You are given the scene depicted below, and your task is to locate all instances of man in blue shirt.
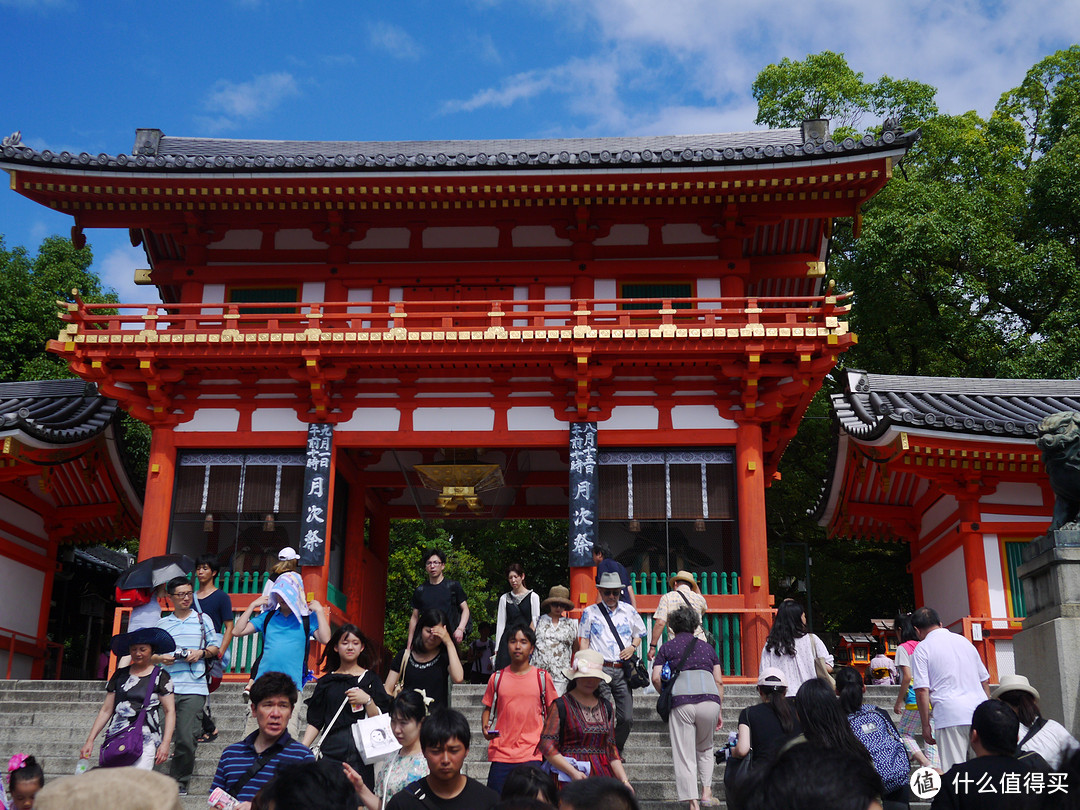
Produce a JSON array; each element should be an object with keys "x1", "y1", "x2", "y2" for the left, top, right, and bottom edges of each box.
[
  {"x1": 154, "y1": 575, "x2": 220, "y2": 795},
  {"x1": 211, "y1": 671, "x2": 314, "y2": 808},
  {"x1": 233, "y1": 571, "x2": 330, "y2": 737},
  {"x1": 579, "y1": 571, "x2": 646, "y2": 753}
]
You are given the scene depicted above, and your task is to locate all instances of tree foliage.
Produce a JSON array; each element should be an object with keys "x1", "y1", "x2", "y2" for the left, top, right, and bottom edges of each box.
[
  {"x1": 752, "y1": 50, "x2": 938, "y2": 136},
  {"x1": 758, "y1": 47, "x2": 1080, "y2": 633},
  {"x1": 0, "y1": 235, "x2": 117, "y2": 382},
  {"x1": 383, "y1": 518, "x2": 568, "y2": 653}
]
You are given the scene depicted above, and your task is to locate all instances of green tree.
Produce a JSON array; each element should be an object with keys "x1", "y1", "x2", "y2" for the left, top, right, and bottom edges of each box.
[
  {"x1": 0, "y1": 234, "x2": 118, "y2": 382},
  {"x1": 758, "y1": 47, "x2": 1080, "y2": 634},
  {"x1": 383, "y1": 518, "x2": 568, "y2": 655}
]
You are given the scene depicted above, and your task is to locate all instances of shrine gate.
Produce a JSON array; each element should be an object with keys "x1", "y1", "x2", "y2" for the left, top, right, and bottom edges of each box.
[{"x1": 0, "y1": 122, "x2": 916, "y2": 678}]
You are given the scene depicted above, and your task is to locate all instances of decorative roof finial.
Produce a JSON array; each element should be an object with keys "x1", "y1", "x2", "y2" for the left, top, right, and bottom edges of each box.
[{"x1": 2, "y1": 131, "x2": 24, "y2": 148}]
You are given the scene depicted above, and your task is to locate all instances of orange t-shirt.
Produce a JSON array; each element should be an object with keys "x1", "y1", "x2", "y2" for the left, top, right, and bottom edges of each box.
[{"x1": 482, "y1": 666, "x2": 558, "y2": 763}]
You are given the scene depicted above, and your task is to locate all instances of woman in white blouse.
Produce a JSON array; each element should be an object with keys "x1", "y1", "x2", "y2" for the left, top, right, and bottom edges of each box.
[
  {"x1": 993, "y1": 673, "x2": 1079, "y2": 769},
  {"x1": 758, "y1": 599, "x2": 832, "y2": 692},
  {"x1": 493, "y1": 563, "x2": 541, "y2": 670}
]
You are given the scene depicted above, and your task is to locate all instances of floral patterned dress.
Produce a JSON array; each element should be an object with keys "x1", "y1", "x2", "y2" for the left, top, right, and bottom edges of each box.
[
  {"x1": 533, "y1": 614, "x2": 578, "y2": 695},
  {"x1": 374, "y1": 751, "x2": 429, "y2": 804},
  {"x1": 105, "y1": 666, "x2": 173, "y2": 748}
]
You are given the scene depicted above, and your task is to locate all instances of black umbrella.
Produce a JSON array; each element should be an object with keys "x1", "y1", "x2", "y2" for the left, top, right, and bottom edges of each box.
[{"x1": 115, "y1": 554, "x2": 195, "y2": 590}]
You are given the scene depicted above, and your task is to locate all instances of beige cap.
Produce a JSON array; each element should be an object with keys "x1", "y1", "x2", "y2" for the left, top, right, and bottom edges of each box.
[
  {"x1": 563, "y1": 649, "x2": 612, "y2": 683},
  {"x1": 36, "y1": 768, "x2": 182, "y2": 810},
  {"x1": 991, "y1": 673, "x2": 1040, "y2": 701},
  {"x1": 757, "y1": 666, "x2": 788, "y2": 688}
]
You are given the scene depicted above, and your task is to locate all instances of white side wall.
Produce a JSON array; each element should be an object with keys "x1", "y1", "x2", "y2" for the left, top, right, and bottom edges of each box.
[
  {"x1": 920, "y1": 547, "x2": 969, "y2": 629},
  {"x1": 0, "y1": 557, "x2": 45, "y2": 638},
  {"x1": 983, "y1": 533, "x2": 1011, "y2": 627}
]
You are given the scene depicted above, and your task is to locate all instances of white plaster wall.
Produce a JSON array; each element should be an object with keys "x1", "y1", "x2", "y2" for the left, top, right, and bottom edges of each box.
[
  {"x1": 210, "y1": 230, "x2": 261, "y2": 250},
  {"x1": 251, "y1": 408, "x2": 308, "y2": 432},
  {"x1": 204, "y1": 284, "x2": 226, "y2": 304},
  {"x1": 413, "y1": 407, "x2": 495, "y2": 431},
  {"x1": 920, "y1": 547, "x2": 969, "y2": 628},
  {"x1": 423, "y1": 226, "x2": 499, "y2": 249},
  {"x1": 671, "y1": 405, "x2": 738, "y2": 430},
  {"x1": 595, "y1": 279, "x2": 617, "y2": 311},
  {"x1": 507, "y1": 407, "x2": 566, "y2": 432},
  {"x1": 174, "y1": 410, "x2": 241, "y2": 433},
  {"x1": 348, "y1": 288, "x2": 374, "y2": 303},
  {"x1": 662, "y1": 223, "x2": 717, "y2": 244},
  {"x1": 302, "y1": 282, "x2": 325, "y2": 302},
  {"x1": 512, "y1": 226, "x2": 571, "y2": 247},
  {"x1": 603, "y1": 406, "x2": 660, "y2": 431},
  {"x1": 353, "y1": 228, "x2": 410, "y2": 249},
  {"x1": 995, "y1": 639, "x2": 1015, "y2": 678},
  {"x1": 336, "y1": 409, "x2": 401, "y2": 432},
  {"x1": 982, "y1": 482, "x2": 1044, "y2": 507},
  {"x1": 594, "y1": 224, "x2": 648, "y2": 246},
  {"x1": 983, "y1": 534, "x2": 1010, "y2": 624},
  {"x1": 275, "y1": 229, "x2": 324, "y2": 250},
  {"x1": 0, "y1": 494, "x2": 47, "y2": 539},
  {"x1": 0, "y1": 558, "x2": 45, "y2": 637},
  {"x1": 919, "y1": 492, "x2": 959, "y2": 551},
  {"x1": 697, "y1": 278, "x2": 722, "y2": 308}
]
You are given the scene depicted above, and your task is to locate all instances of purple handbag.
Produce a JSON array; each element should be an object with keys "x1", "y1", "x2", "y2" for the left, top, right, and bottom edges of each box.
[{"x1": 99, "y1": 666, "x2": 159, "y2": 768}]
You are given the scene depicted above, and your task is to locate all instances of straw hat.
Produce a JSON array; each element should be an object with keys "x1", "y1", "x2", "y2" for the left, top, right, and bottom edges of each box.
[
  {"x1": 757, "y1": 667, "x2": 788, "y2": 688},
  {"x1": 109, "y1": 626, "x2": 176, "y2": 657},
  {"x1": 36, "y1": 767, "x2": 182, "y2": 810},
  {"x1": 542, "y1": 585, "x2": 574, "y2": 610},
  {"x1": 670, "y1": 570, "x2": 700, "y2": 592},
  {"x1": 563, "y1": 649, "x2": 612, "y2": 683},
  {"x1": 991, "y1": 673, "x2": 1040, "y2": 701}
]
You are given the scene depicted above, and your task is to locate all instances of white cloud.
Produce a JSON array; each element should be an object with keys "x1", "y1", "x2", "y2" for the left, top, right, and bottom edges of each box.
[
  {"x1": 95, "y1": 241, "x2": 148, "y2": 304},
  {"x1": 447, "y1": 0, "x2": 1080, "y2": 135},
  {"x1": 368, "y1": 22, "x2": 422, "y2": 61},
  {"x1": 197, "y1": 72, "x2": 300, "y2": 132}
]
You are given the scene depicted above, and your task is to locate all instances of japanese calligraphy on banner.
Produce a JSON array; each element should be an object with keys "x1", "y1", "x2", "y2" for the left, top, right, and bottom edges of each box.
[
  {"x1": 568, "y1": 421, "x2": 599, "y2": 567},
  {"x1": 299, "y1": 423, "x2": 334, "y2": 567}
]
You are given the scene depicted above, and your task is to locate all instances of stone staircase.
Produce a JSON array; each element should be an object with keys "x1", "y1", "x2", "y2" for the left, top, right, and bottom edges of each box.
[{"x1": 0, "y1": 679, "x2": 922, "y2": 809}]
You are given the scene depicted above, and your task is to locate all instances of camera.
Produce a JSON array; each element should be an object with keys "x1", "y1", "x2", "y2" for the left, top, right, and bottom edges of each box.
[{"x1": 174, "y1": 648, "x2": 190, "y2": 659}]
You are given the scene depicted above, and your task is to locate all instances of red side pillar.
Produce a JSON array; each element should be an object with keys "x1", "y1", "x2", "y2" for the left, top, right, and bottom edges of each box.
[
  {"x1": 364, "y1": 507, "x2": 391, "y2": 647},
  {"x1": 570, "y1": 567, "x2": 596, "y2": 617},
  {"x1": 138, "y1": 427, "x2": 176, "y2": 559},
  {"x1": 341, "y1": 485, "x2": 367, "y2": 628},
  {"x1": 958, "y1": 497, "x2": 991, "y2": 619},
  {"x1": 736, "y1": 421, "x2": 771, "y2": 678}
]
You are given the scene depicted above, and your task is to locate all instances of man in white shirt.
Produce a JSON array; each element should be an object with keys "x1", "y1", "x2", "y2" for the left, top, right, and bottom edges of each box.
[
  {"x1": 911, "y1": 606, "x2": 990, "y2": 773},
  {"x1": 578, "y1": 571, "x2": 646, "y2": 753}
]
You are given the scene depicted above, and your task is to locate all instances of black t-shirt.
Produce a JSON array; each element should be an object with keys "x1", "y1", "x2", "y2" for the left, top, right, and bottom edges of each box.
[
  {"x1": 738, "y1": 699, "x2": 802, "y2": 764},
  {"x1": 391, "y1": 648, "x2": 451, "y2": 709},
  {"x1": 386, "y1": 777, "x2": 499, "y2": 810},
  {"x1": 412, "y1": 580, "x2": 467, "y2": 629},
  {"x1": 194, "y1": 587, "x2": 233, "y2": 633}
]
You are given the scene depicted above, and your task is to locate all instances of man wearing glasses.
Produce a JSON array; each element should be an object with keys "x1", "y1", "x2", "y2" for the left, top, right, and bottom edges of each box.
[
  {"x1": 578, "y1": 572, "x2": 646, "y2": 753},
  {"x1": 153, "y1": 575, "x2": 221, "y2": 795},
  {"x1": 406, "y1": 548, "x2": 470, "y2": 650}
]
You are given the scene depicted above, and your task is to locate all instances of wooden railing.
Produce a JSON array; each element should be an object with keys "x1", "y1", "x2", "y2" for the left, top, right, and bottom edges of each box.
[
  {"x1": 0, "y1": 625, "x2": 63, "y2": 680},
  {"x1": 58, "y1": 293, "x2": 851, "y2": 340}
]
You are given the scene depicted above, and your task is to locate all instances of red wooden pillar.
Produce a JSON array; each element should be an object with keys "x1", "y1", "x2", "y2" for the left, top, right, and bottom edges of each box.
[
  {"x1": 138, "y1": 427, "x2": 176, "y2": 559},
  {"x1": 341, "y1": 484, "x2": 367, "y2": 628},
  {"x1": 364, "y1": 506, "x2": 391, "y2": 647},
  {"x1": 958, "y1": 497, "x2": 991, "y2": 619},
  {"x1": 736, "y1": 420, "x2": 771, "y2": 678}
]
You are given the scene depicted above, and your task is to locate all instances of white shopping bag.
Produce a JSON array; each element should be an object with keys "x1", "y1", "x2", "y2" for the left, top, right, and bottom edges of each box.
[{"x1": 352, "y1": 712, "x2": 401, "y2": 764}]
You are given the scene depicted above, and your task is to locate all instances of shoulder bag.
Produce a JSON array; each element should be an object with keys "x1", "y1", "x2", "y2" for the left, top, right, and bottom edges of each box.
[
  {"x1": 310, "y1": 695, "x2": 351, "y2": 760},
  {"x1": 598, "y1": 605, "x2": 650, "y2": 689},
  {"x1": 655, "y1": 638, "x2": 697, "y2": 722},
  {"x1": 810, "y1": 633, "x2": 834, "y2": 689},
  {"x1": 99, "y1": 666, "x2": 160, "y2": 768},
  {"x1": 391, "y1": 649, "x2": 410, "y2": 697}
]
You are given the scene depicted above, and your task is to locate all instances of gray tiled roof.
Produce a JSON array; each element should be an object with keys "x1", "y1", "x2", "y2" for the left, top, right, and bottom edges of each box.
[
  {"x1": 0, "y1": 125, "x2": 918, "y2": 174},
  {"x1": 0, "y1": 379, "x2": 118, "y2": 444},
  {"x1": 832, "y1": 369, "x2": 1080, "y2": 440}
]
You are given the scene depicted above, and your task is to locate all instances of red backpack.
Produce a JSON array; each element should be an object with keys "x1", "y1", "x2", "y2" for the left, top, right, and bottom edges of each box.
[{"x1": 115, "y1": 587, "x2": 152, "y2": 607}]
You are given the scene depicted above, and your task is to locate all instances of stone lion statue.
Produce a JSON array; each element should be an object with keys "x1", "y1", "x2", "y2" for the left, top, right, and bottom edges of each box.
[{"x1": 1036, "y1": 412, "x2": 1080, "y2": 531}]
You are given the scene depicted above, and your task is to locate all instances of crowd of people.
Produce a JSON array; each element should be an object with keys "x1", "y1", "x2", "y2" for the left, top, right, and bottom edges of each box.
[{"x1": 5, "y1": 547, "x2": 1079, "y2": 810}]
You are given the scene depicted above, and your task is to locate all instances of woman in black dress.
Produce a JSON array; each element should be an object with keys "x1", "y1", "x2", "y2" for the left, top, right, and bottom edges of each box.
[
  {"x1": 493, "y1": 563, "x2": 540, "y2": 670},
  {"x1": 384, "y1": 609, "x2": 465, "y2": 711},
  {"x1": 303, "y1": 624, "x2": 391, "y2": 789}
]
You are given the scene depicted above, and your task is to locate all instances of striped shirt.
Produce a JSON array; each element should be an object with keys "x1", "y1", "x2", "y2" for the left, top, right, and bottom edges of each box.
[
  {"x1": 211, "y1": 731, "x2": 314, "y2": 802},
  {"x1": 156, "y1": 611, "x2": 220, "y2": 695}
]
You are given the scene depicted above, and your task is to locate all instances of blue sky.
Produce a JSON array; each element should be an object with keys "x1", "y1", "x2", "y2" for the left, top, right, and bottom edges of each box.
[{"x1": 3, "y1": 0, "x2": 1079, "y2": 303}]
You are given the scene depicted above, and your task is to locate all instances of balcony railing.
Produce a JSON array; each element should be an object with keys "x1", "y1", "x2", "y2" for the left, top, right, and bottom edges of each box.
[{"x1": 58, "y1": 293, "x2": 851, "y2": 344}]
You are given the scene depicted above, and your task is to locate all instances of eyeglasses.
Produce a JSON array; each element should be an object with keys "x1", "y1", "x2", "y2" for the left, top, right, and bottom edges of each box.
[{"x1": 171, "y1": 591, "x2": 194, "y2": 599}]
